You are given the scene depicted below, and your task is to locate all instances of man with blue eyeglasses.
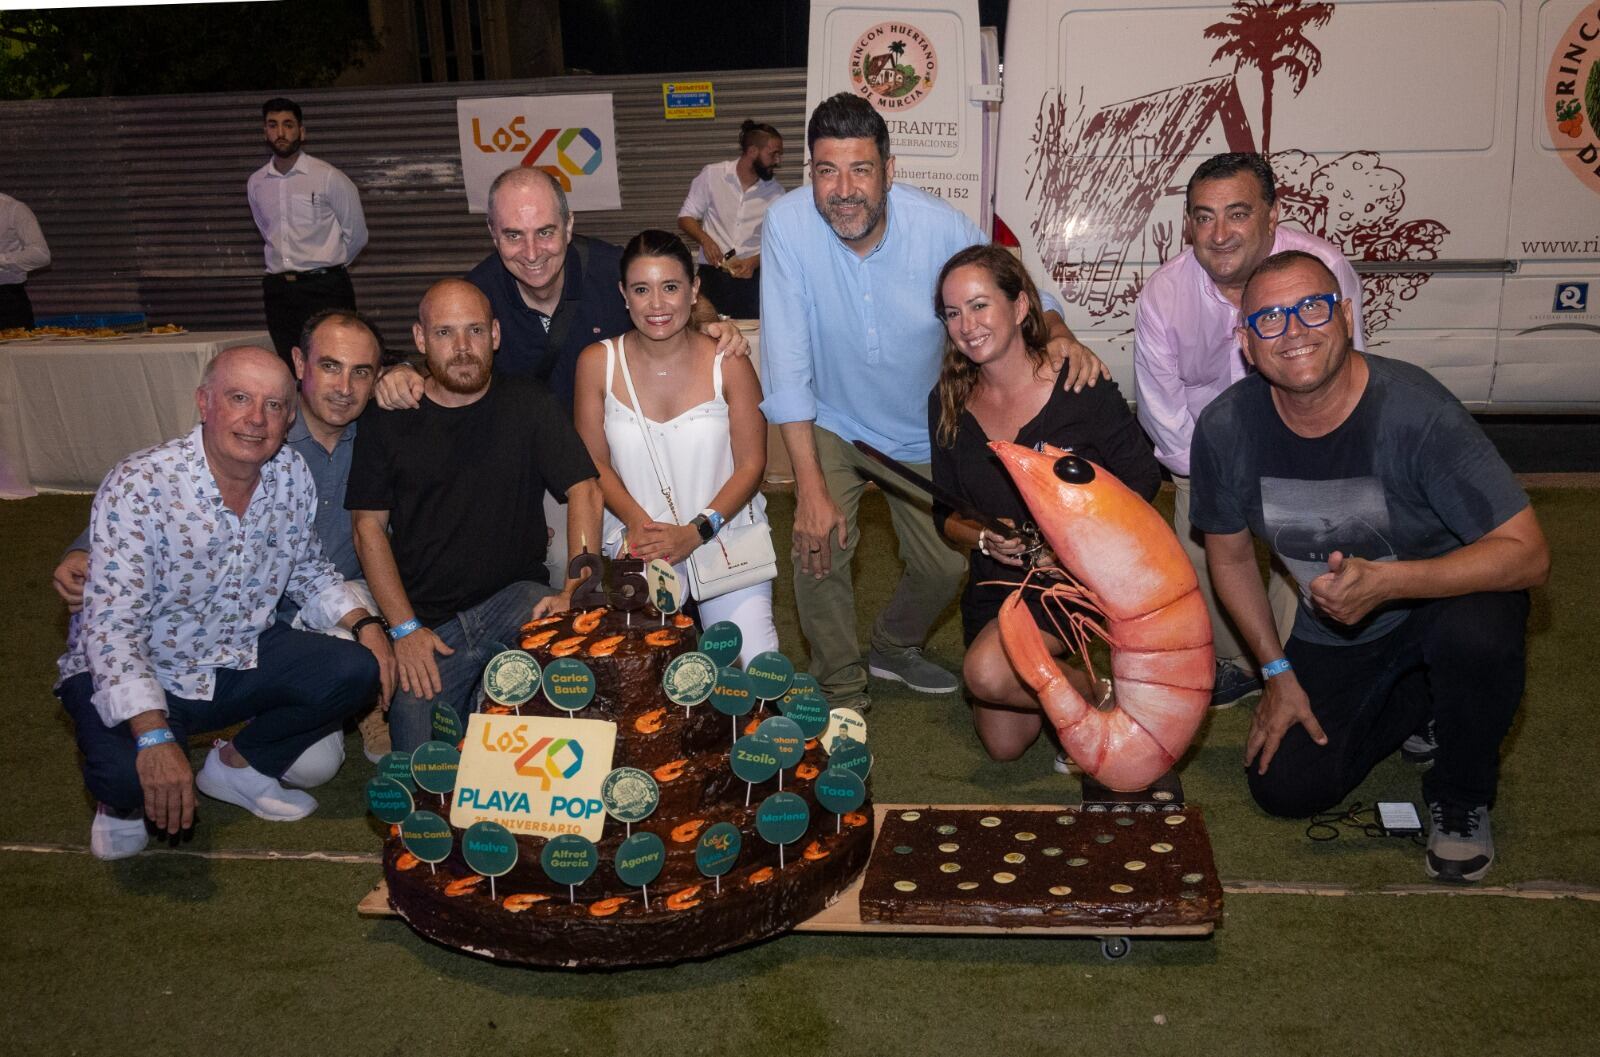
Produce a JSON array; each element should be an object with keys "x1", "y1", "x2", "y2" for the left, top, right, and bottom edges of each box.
[
  {"x1": 1134, "y1": 152, "x2": 1365, "y2": 709},
  {"x1": 1189, "y1": 250, "x2": 1548, "y2": 884}
]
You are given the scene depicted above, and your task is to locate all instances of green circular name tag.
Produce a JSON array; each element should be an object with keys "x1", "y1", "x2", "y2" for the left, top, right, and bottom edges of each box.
[
  {"x1": 542, "y1": 657, "x2": 597, "y2": 711},
  {"x1": 366, "y1": 776, "x2": 413, "y2": 824},
  {"x1": 410, "y1": 740, "x2": 461, "y2": 795},
  {"x1": 399, "y1": 809, "x2": 452, "y2": 862},
  {"x1": 482, "y1": 650, "x2": 542, "y2": 707},
  {"x1": 777, "y1": 689, "x2": 830, "y2": 739},
  {"x1": 601, "y1": 767, "x2": 660, "y2": 824},
  {"x1": 756, "y1": 791, "x2": 810, "y2": 846},
  {"x1": 829, "y1": 736, "x2": 873, "y2": 779},
  {"x1": 540, "y1": 833, "x2": 599, "y2": 886},
  {"x1": 698, "y1": 621, "x2": 743, "y2": 667},
  {"x1": 662, "y1": 651, "x2": 718, "y2": 707},
  {"x1": 756, "y1": 715, "x2": 806, "y2": 768},
  {"x1": 695, "y1": 821, "x2": 742, "y2": 877},
  {"x1": 814, "y1": 767, "x2": 867, "y2": 815},
  {"x1": 430, "y1": 702, "x2": 464, "y2": 744},
  {"x1": 711, "y1": 665, "x2": 757, "y2": 717},
  {"x1": 730, "y1": 733, "x2": 781, "y2": 783},
  {"x1": 462, "y1": 820, "x2": 519, "y2": 877},
  {"x1": 377, "y1": 751, "x2": 416, "y2": 791},
  {"x1": 614, "y1": 831, "x2": 666, "y2": 888},
  {"x1": 789, "y1": 673, "x2": 821, "y2": 696},
  {"x1": 745, "y1": 651, "x2": 795, "y2": 701}
]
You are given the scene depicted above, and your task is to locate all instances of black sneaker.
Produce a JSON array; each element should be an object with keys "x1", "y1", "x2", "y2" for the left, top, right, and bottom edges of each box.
[
  {"x1": 1401, "y1": 719, "x2": 1437, "y2": 765},
  {"x1": 1209, "y1": 659, "x2": 1262, "y2": 709},
  {"x1": 1425, "y1": 801, "x2": 1494, "y2": 884}
]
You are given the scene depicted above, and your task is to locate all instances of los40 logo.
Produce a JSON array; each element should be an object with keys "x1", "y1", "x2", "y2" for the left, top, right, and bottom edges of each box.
[
  {"x1": 480, "y1": 721, "x2": 584, "y2": 792},
  {"x1": 470, "y1": 117, "x2": 603, "y2": 190}
]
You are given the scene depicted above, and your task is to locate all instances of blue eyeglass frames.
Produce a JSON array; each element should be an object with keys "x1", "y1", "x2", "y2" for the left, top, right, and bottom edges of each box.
[{"x1": 1244, "y1": 293, "x2": 1342, "y2": 340}]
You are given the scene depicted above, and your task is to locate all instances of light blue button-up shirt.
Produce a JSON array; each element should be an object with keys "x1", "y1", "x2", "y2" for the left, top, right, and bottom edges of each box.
[{"x1": 758, "y1": 183, "x2": 1059, "y2": 463}]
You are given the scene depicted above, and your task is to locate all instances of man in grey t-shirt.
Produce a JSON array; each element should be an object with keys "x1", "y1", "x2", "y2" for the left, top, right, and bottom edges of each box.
[{"x1": 1190, "y1": 250, "x2": 1549, "y2": 884}]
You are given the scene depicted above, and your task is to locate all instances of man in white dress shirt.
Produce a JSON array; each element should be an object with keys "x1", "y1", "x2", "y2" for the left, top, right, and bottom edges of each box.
[
  {"x1": 247, "y1": 98, "x2": 368, "y2": 365},
  {"x1": 678, "y1": 120, "x2": 785, "y2": 319},
  {"x1": 0, "y1": 191, "x2": 51, "y2": 329}
]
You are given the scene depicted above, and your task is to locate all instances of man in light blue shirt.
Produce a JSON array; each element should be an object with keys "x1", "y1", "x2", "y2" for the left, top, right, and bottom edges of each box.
[{"x1": 760, "y1": 93, "x2": 1103, "y2": 711}]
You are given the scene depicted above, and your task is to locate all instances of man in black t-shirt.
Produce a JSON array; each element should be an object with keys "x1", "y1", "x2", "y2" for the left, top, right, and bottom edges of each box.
[
  {"x1": 1190, "y1": 250, "x2": 1549, "y2": 884},
  {"x1": 346, "y1": 279, "x2": 602, "y2": 753}
]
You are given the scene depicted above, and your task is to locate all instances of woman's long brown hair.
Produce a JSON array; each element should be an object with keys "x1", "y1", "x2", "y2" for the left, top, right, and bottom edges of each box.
[{"x1": 932, "y1": 244, "x2": 1053, "y2": 448}]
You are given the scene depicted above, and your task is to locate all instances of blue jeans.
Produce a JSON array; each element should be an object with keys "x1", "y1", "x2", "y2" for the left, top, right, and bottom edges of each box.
[
  {"x1": 388, "y1": 580, "x2": 556, "y2": 753},
  {"x1": 57, "y1": 621, "x2": 379, "y2": 812}
]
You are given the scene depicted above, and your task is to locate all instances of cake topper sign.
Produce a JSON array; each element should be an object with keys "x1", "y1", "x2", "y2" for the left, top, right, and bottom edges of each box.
[{"x1": 452, "y1": 713, "x2": 618, "y2": 840}]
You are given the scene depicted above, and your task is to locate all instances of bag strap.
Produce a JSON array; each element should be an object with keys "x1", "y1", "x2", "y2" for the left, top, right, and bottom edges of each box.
[{"x1": 614, "y1": 333, "x2": 682, "y2": 524}]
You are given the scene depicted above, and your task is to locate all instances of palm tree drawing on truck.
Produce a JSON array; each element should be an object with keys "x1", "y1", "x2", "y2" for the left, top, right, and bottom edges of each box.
[{"x1": 1204, "y1": 0, "x2": 1334, "y2": 155}]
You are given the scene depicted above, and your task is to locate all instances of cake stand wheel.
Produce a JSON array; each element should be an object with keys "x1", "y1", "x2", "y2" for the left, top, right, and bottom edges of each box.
[{"x1": 1098, "y1": 936, "x2": 1131, "y2": 961}]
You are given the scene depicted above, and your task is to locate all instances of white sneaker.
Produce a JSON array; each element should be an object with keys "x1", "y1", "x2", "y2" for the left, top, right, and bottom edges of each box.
[
  {"x1": 90, "y1": 803, "x2": 149, "y2": 861},
  {"x1": 195, "y1": 744, "x2": 318, "y2": 821}
]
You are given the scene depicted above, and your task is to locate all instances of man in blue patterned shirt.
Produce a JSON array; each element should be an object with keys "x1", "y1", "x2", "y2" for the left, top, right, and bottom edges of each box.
[{"x1": 55, "y1": 346, "x2": 395, "y2": 860}]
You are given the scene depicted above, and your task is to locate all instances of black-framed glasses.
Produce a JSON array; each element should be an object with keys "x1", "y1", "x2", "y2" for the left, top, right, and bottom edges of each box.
[{"x1": 1244, "y1": 293, "x2": 1341, "y2": 339}]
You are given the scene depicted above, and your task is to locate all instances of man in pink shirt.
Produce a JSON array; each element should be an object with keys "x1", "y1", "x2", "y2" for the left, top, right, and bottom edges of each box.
[{"x1": 1134, "y1": 152, "x2": 1365, "y2": 707}]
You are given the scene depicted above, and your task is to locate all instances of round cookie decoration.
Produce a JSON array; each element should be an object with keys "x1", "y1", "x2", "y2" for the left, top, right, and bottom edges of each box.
[
  {"x1": 399, "y1": 809, "x2": 452, "y2": 873},
  {"x1": 777, "y1": 688, "x2": 829, "y2": 739},
  {"x1": 647, "y1": 559, "x2": 683, "y2": 615},
  {"x1": 695, "y1": 820, "x2": 742, "y2": 893},
  {"x1": 814, "y1": 766, "x2": 866, "y2": 832},
  {"x1": 614, "y1": 831, "x2": 667, "y2": 906},
  {"x1": 430, "y1": 702, "x2": 465, "y2": 743},
  {"x1": 756, "y1": 715, "x2": 806, "y2": 782},
  {"x1": 829, "y1": 734, "x2": 873, "y2": 779},
  {"x1": 542, "y1": 657, "x2": 597, "y2": 712},
  {"x1": 366, "y1": 776, "x2": 413, "y2": 824},
  {"x1": 462, "y1": 820, "x2": 518, "y2": 899},
  {"x1": 410, "y1": 740, "x2": 461, "y2": 798},
  {"x1": 731, "y1": 732, "x2": 780, "y2": 804},
  {"x1": 540, "y1": 833, "x2": 599, "y2": 901},
  {"x1": 745, "y1": 651, "x2": 795, "y2": 702},
  {"x1": 824, "y1": 707, "x2": 868, "y2": 752},
  {"x1": 663, "y1": 651, "x2": 718, "y2": 715},
  {"x1": 698, "y1": 621, "x2": 743, "y2": 667},
  {"x1": 377, "y1": 751, "x2": 417, "y2": 790},
  {"x1": 482, "y1": 650, "x2": 541, "y2": 710},
  {"x1": 601, "y1": 766, "x2": 661, "y2": 833},
  {"x1": 711, "y1": 666, "x2": 758, "y2": 742},
  {"x1": 756, "y1": 791, "x2": 811, "y2": 868}
]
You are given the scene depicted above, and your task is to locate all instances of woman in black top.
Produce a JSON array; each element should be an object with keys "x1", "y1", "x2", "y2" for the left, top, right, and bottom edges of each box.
[{"x1": 929, "y1": 245, "x2": 1161, "y2": 764}]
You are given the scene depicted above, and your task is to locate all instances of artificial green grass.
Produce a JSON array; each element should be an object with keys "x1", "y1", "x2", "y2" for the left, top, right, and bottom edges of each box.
[{"x1": 2, "y1": 488, "x2": 1597, "y2": 1056}]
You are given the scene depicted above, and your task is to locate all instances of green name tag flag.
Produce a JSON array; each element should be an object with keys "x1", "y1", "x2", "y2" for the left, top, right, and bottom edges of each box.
[
  {"x1": 366, "y1": 776, "x2": 413, "y2": 824},
  {"x1": 541, "y1": 833, "x2": 599, "y2": 886},
  {"x1": 745, "y1": 651, "x2": 795, "y2": 701},
  {"x1": 377, "y1": 751, "x2": 417, "y2": 791},
  {"x1": 542, "y1": 657, "x2": 597, "y2": 711},
  {"x1": 695, "y1": 821, "x2": 742, "y2": 877},
  {"x1": 829, "y1": 735, "x2": 873, "y2": 779},
  {"x1": 430, "y1": 702, "x2": 464, "y2": 744},
  {"x1": 777, "y1": 689, "x2": 830, "y2": 739},
  {"x1": 730, "y1": 733, "x2": 780, "y2": 783},
  {"x1": 756, "y1": 715, "x2": 806, "y2": 768},
  {"x1": 462, "y1": 820, "x2": 519, "y2": 876},
  {"x1": 756, "y1": 791, "x2": 810, "y2": 846},
  {"x1": 601, "y1": 767, "x2": 661, "y2": 824},
  {"x1": 663, "y1": 651, "x2": 718, "y2": 707},
  {"x1": 411, "y1": 740, "x2": 461, "y2": 794},
  {"x1": 711, "y1": 666, "x2": 757, "y2": 717},
  {"x1": 814, "y1": 767, "x2": 867, "y2": 815},
  {"x1": 614, "y1": 831, "x2": 666, "y2": 888},
  {"x1": 482, "y1": 650, "x2": 542, "y2": 707},
  {"x1": 698, "y1": 621, "x2": 743, "y2": 667},
  {"x1": 399, "y1": 809, "x2": 453, "y2": 862}
]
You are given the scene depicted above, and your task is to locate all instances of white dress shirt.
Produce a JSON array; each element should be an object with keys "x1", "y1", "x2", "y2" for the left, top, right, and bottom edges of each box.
[
  {"x1": 678, "y1": 160, "x2": 784, "y2": 264},
  {"x1": 246, "y1": 152, "x2": 368, "y2": 273},
  {"x1": 0, "y1": 192, "x2": 51, "y2": 286},
  {"x1": 56, "y1": 426, "x2": 361, "y2": 727}
]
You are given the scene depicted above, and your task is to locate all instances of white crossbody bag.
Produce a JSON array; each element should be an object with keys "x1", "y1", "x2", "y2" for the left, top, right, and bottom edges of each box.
[{"x1": 611, "y1": 337, "x2": 777, "y2": 601}]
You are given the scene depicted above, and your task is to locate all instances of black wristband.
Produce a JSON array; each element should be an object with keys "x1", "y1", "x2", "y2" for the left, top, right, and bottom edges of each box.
[
  {"x1": 350, "y1": 614, "x2": 389, "y2": 639},
  {"x1": 691, "y1": 514, "x2": 715, "y2": 543}
]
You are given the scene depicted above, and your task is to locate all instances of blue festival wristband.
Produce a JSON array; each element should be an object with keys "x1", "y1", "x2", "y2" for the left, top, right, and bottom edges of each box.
[
  {"x1": 136, "y1": 728, "x2": 176, "y2": 751},
  {"x1": 702, "y1": 508, "x2": 726, "y2": 536},
  {"x1": 389, "y1": 618, "x2": 422, "y2": 641},
  {"x1": 1261, "y1": 657, "x2": 1293, "y2": 679}
]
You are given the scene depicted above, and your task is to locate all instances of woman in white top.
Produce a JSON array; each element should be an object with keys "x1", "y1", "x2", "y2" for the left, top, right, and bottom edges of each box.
[{"x1": 573, "y1": 229, "x2": 778, "y2": 663}]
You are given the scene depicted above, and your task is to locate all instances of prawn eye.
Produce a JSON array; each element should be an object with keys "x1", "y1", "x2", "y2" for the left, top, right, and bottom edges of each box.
[{"x1": 1053, "y1": 455, "x2": 1095, "y2": 485}]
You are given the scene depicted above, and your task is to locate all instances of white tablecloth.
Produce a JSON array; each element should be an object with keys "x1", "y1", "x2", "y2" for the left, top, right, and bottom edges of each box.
[{"x1": 0, "y1": 331, "x2": 273, "y2": 496}]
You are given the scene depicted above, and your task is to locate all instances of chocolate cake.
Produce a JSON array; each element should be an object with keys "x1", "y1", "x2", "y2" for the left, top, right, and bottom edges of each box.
[
  {"x1": 383, "y1": 605, "x2": 875, "y2": 967},
  {"x1": 858, "y1": 806, "x2": 1222, "y2": 929}
]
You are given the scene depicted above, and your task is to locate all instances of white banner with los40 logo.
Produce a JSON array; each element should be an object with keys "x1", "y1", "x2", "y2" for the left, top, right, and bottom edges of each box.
[
  {"x1": 456, "y1": 94, "x2": 622, "y2": 214},
  {"x1": 452, "y1": 713, "x2": 618, "y2": 841}
]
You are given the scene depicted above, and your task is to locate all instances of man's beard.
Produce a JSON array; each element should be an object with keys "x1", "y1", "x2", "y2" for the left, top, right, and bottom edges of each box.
[
  {"x1": 822, "y1": 193, "x2": 886, "y2": 242},
  {"x1": 430, "y1": 354, "x2": 491, "y2": 395},
  {"x1": 753, "y1": 160, "x2": 776, "y2": 181},
  {"x1": 270, "y1": 136, "x2": 302, "y2": 160}
]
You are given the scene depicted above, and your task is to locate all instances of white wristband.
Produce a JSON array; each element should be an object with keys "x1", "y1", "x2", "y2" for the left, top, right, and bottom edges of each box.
[{"x1": 978, "y1": 531, "x2": 989, "y2": 557}]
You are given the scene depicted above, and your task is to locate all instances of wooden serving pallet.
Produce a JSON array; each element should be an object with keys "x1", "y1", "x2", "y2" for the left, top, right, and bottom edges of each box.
[{"x1": 359, "y1": 804, "x2": 1218, "y2": 957}]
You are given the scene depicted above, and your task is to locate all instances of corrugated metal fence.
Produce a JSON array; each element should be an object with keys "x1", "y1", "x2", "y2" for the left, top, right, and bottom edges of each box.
[{"x1": 0, "y1": 68, "x2": 807, "y2": 352}]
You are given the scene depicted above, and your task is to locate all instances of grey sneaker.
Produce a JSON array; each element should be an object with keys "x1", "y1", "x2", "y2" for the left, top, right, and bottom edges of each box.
[
  {"x1": 1426, "y1": 801, "x2": 1494, "y2": 884},
  {"x1": 830, "y1": 693, "x2": 872, "y2": 716},
  {"x1": 1210, "y1": 659, "x2": 1262, "y2": 708},
  {"x1": 1401, "y1": 719, "x2": 1437, "y2": 766},
  {"x1": 867, "y1": 646, "x2": 959, "y2": 694}
]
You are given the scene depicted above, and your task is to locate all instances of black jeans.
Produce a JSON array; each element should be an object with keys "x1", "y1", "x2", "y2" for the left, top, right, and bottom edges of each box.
[
  {"x1": 262, "y1": 267, "x2": 356, "y2": 363},
  {"x1": 1248, "y1": 591, "x2": 1530, "y2": 817},
  {"x1": 0, "y1": 282, "x2": 34, "y2": 329},
  {"x1": 57, "y1": 622, "x2": 379, "y2": 812}
]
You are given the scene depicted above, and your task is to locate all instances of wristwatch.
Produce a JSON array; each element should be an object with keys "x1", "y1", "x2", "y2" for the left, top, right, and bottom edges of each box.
[
  {"x1": 350, "y1": 614, "x2": 390, "y2": 639},
  {"x1": 691, "y1": 513, "x2": 715, "y2": 543}
]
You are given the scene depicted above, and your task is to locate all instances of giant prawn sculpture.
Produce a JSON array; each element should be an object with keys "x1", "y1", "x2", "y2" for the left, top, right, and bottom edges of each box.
[{"x1": 990, "y1": 442, "x2": 1214, "y2": 791}]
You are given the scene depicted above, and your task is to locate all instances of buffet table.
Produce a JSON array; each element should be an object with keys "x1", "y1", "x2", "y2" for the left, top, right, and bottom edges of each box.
[{"x1": 0, "y1": 331, "x2": 272, "y2": 496}]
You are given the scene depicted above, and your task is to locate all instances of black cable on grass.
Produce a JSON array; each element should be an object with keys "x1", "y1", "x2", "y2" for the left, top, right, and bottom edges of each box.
[{"x1": 1305, "y1": 802, "x2": 1426, "y2": 846}]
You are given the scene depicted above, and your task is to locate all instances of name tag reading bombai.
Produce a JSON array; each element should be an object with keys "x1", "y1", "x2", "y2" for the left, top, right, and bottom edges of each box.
[
  {"x1": 745, "y1": 651, "x2": 795, "y2": 701},
  {"x1": 452, "y1": 712, "x2": 618, "y2": 840}
]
